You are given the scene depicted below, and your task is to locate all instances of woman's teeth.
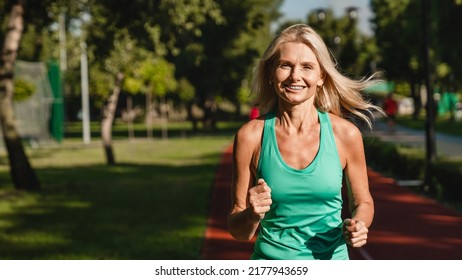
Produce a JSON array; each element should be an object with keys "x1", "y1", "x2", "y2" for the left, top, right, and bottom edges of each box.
[{"x1": 287, "y1": 86, "x2": 304, "y2": 90}]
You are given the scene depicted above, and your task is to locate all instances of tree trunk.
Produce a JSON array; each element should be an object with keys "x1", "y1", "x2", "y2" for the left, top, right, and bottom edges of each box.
[
  {"x1": 101, "y1": 73, "x2": 123, "y2": 165},
  {"x1": 145, "y1": 91, "x2": 153, "y2": 139},
  {"x1": 126, "y1": 95, "x2": 134, "y2": 141},
  {"x1": 0, "y1": 2, "x2": 41, "y2": 191},
  {"x1": 160, "y1": 96, "x2": 168, "y2": 140}
]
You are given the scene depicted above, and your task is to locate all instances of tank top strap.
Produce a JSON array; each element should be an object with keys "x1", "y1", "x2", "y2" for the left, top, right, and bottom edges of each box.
[
  {"x1": 318, "y1": 110, "x2": 342, "y2": 171},
  {"x1": 261, "y1": 111, "x2": 276, "y2": 150}
]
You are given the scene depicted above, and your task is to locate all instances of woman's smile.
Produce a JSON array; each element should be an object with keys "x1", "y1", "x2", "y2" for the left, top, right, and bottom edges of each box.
[{"x1": 284, "y1": 85, "x2": 306, "y2": 91}]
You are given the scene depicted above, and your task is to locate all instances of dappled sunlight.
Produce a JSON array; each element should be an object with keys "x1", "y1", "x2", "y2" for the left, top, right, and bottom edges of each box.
[
  {"x1": 0, "y1": 136, "x2": 233, "y2": 259},
  {"x1": 386, "y1": 193, "x2": 429, "y2": 204},
  {"x1": 370, "y1": 229, "x2": 462, "y2": 253},
  {"x1": 420, "y1": 214, "x2": 462, "y2": 226},
  {"x1": 371, "y1": 230, "x2": 429, "y2": 245}
]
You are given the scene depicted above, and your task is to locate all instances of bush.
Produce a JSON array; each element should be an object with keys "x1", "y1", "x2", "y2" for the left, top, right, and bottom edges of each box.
[
  {"x1": 363, "y1": 136, "x2": 424, "y2": 180},
  {"x1": 363, "y1": 136, "x2": 462, "y2": 203},
  {"x1": 433, "y1": 161, "x2": 462, "y2": 198}
]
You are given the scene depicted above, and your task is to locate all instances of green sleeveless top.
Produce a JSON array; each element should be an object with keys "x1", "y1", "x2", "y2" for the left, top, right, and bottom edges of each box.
[{"x1": 252, "y1": 110, "x2": 348, "y2": 260}]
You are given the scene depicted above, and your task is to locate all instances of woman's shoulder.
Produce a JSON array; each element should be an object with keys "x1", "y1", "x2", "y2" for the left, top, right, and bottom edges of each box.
[
  {"x1": 235, "y1": 115, "x2": 266, "y2": 145},
  {"x1": 327, "y1": 113, "x2": 362, "y2": 143}
]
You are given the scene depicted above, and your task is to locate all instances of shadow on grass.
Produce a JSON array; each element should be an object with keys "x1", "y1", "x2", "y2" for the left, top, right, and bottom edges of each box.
[
  {"x1": 0, "y1": 158, "x2": 221, "y2": 259},
  {"x1": 64, "y1": 122, "x2": 243, "y2": 140}
]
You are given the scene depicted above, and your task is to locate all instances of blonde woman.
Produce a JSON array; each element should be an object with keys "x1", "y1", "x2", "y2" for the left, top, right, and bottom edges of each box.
[{"x1": 228, "y1": 24, "x2": 382, "y2": 260}]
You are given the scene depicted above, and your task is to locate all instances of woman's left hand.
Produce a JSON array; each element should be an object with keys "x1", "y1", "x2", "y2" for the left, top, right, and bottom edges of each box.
[{"x1": 343, "y1": 218, "x2": 369, "y2": 247}]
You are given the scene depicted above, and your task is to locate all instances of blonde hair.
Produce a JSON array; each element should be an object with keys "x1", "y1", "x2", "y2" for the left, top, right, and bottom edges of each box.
[{"x1": 253, "y1": 24, "x2": 382, "y2": 128}]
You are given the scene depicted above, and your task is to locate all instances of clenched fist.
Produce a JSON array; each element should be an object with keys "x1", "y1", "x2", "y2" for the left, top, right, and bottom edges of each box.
[
  {"x1": 248, "y1": 178, "x2": 272, "y2": 221},
  {"x1": 343, "y1": 218, "x2": 369, "y2": 247}
]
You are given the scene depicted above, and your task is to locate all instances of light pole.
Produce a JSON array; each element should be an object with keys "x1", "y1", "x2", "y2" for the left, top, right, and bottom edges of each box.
[
  {"x1": 314, "y1": 7, "x2": 359, "y2": 69},
  {"x1": 315, "y1": 9, "x2": 342, "y2": 59},
  {"x1": 80, "y1": 13, "x2": 91, "y2": 144},
  {"x1": 346, "y1": 6, "x2": 358, "y2": 22},
  {"x1": 316, "y1": 9, "x2": 326, "y2": 22}
]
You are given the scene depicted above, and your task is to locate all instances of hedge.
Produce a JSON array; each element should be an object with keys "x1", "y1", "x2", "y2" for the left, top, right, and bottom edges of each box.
[{"x1": 363, "y1": 136, "x2": 462, "y2": 202}]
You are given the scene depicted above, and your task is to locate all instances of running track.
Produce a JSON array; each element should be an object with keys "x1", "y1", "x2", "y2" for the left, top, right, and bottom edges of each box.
[{"x1": 201, "y1": 145, "x2": 462, "y2": 260}]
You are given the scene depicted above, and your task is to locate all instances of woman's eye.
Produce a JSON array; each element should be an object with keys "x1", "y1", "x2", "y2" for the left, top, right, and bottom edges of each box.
[{"x1": 280, "y1": 64, "x2": 291, "y2": 69}]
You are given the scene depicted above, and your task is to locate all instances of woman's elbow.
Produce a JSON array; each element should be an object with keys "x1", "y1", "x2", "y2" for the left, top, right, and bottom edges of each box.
[{"x1": 227, "y1": 215, "x2": 255, "y2": 241}]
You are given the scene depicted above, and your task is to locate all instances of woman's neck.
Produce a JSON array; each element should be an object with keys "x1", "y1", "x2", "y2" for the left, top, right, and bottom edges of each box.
[{"x1": 277, "y1": 103, "x2": 319, "y2": 133}]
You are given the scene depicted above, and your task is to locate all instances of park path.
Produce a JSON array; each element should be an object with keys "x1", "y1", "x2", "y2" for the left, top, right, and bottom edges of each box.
[
  {"x1": 201, "y1": 144, "x2": 255, "y2": 260},
  {"x1": 201, "y1": 143, "x2": 462, "y2": 260}
]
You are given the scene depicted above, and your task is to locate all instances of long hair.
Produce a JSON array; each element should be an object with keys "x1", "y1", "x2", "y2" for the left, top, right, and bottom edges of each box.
[{"x1": 252, "y1": 24, "x2": 383, "y2": 128}]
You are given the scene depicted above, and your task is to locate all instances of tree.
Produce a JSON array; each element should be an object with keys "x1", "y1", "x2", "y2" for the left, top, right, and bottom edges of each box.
[
  {"x1": 306, "y1": 8, "x2": 371, "y2": 78},
  {"x1": 370, "y1": 0, "x2": 423, "y2": 116},
  {"x1": 124, "y1": 53, "x2": 177, "y2": 140},
  {"x1": 99, "y1": 30, "x2": 138, "y2": 165},
  {"x1": 0, "y1": 1, "x2": 41, "y2": 190},
  {"x1": 181, "y1": 0, "x2": 282, "y2": 122},
  {"x1": 80, "y1": 0, "x2": 224, "y2": 151},
  {"x1": 434, "y1": 1, "x2": 462, "y2": 89}
]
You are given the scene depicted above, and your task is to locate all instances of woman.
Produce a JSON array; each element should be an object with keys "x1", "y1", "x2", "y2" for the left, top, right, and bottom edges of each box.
[{"x1": 228, "y1": 24, "x2": 382, "y2": 260}]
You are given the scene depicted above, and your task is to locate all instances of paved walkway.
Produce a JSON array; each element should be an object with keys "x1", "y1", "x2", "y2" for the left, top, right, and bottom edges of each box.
[
  {"x1": 201, "y1": 145, "x2": 255, "y2": 260},
  {"x1": 201, "y1": 120, "x2": 462, "y2": 260}
]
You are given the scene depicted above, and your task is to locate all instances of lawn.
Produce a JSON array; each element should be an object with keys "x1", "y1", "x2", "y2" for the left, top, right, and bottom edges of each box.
[
  {"x1": 0, "y1": 122, "x2": 238, "y2": 259},
  {"x1": 396, "y1": 115, "x2": 462, "y2": 136}
]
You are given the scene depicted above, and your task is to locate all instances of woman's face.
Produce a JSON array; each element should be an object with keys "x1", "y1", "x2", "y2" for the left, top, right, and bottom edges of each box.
[{"x1": 272, "y1": 42, "x2": 324, "y2": 106}]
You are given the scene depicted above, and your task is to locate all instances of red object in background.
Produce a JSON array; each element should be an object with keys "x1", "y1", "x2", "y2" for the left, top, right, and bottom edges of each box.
[
  {"x1": 383, "y1": 96, "x2": 398, "y2": 117},
  {"x1": 249, "y1": 106, "x2": 260, "y2": 120}
]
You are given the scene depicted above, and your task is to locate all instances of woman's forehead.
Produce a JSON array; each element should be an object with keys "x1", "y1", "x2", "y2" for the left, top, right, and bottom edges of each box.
[{"x1": 277, "y1": 42, "x2": 319, "y2": 62}]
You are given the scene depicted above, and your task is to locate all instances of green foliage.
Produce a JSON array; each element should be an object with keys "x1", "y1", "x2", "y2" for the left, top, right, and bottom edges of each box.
[
  {"x1": 371, "y1": 0, "x2": 462, "y2": 90},
  {"x1": 364, "y1": 135, "x2": 462, "y2": 205},
  {"x1": 433, "y1": 161, "x2": 462, "y2": 199},
  {"x1": 436, "y1": 63, "x2": 451, "y2": 80},
  {"x1": 182, "y1": 0, "x2": 282, "y2": 109},
  {"x1": 122, "y1": 76, "x2": 143, "y2": 94},
  {"x1": 18, "y1": 24, "x2": 41, "y2": 61},
  {"x1": 13, "y1": 78, "x2": 36, "y2": 102},
  {"x1": 394, "y1": 81, "x2": 411, "y2": 97},
  {"x1": 364, "y1": 136, "x2": 425, "y2": 180},
  {"x1": 370, "y1": 0, "x2": 421, "y2": 82},
  {"x1": 304, "y1": 7, "x2": 373, "y2": 77},
  {"x1": 87, "y1": 63, "x2": 113, "y2": 108},
  {"x1": 435, "y1": 1, "x2": 462, "y2": 88},
  {"x1": 0, "y1": 134, "x2": 234, "y2": 259},
  {"x1": 121, "y1": 51, "x2": 178, "y2": 99},
  {"x1": 397, "y1": 115, "x2": 462, "y2": 137},
  {"x1": 139, "y1": 57, "x2": 177, "y2": 98},
  {"x1": 104, "y1": 29, "x2": 137, "y2": 76},
  {"x1": 177, "y1": 77, "x2": 195, "y2": 102},
  {"x1": 5, "y1": 0, "x2": 285, "y2": 115},
  {"x1": 144, "y1": 24, "x2": 167, "y2": 57},
  {"x1": 237, "y1": 79, "x2": 252, "y2": 104}
]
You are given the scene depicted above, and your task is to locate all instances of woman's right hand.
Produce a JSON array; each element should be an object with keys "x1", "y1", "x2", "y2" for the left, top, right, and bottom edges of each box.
[{"x1": 248, "y1": 178, "x2": 272, "y2": 221}]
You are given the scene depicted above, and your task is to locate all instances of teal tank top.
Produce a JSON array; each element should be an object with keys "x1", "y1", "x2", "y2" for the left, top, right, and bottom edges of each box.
[{"x1": 252, "y1": 110, "x2": 348, "y2": 260}]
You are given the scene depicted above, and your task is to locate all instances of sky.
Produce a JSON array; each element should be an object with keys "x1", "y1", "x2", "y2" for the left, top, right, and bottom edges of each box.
[{"x1": 277, "y1": 0, "x2": 374, "y2": 35}]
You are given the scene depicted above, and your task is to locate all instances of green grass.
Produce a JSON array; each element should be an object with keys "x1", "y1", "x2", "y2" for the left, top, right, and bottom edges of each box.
[
  {"x1": 64, "y1": 120, "x2": 244, "y2": 139},
  {"x1": 396, "y1": 115, "x2": 462, "y2": 136},
  {"x1": 0, "y1": 127, "x2": 237, "y2": 259}
]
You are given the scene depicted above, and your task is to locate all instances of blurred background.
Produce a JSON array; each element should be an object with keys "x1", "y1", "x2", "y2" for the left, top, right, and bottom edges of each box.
[{"x1": 0, "y1": 0, "x2": 461, "y2": 260}]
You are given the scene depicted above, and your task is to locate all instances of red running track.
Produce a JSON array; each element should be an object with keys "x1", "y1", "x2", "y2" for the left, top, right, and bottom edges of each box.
[{"x1": 201, "y1": 145, "x2": 462, "y2": 260}]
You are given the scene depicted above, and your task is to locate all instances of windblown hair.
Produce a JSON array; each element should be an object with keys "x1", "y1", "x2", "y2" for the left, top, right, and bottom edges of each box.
[{"x1": 253, "y1": 23, "x2": 383, "y2": 128}]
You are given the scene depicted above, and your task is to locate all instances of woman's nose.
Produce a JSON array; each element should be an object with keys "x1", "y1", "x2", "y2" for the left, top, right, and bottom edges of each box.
[{"x1": 290, "y1": 67, "x2": 301, "y2": 80}]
